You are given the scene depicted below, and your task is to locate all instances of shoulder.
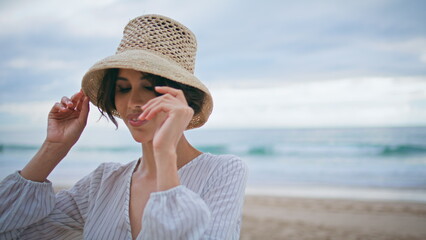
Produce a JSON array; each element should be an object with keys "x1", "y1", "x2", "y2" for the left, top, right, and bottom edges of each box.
[
  {"x1": 93, "y1": 160, "x2": 136, "y2": 175},
  {"x1": 179, "y1": 154, "x2": 248, "y2": 195},
  {"x1": 199, "y1": 153, "x2": 248, "y2": 183},
  {"x1": 183, "y1": 153, "x2": 246, "y2": 174},
  {"x1": 72, "y1": 160, "x2": 137, "y2": 189},
  {"x1": 201, "y1": 153, "x2": 247, "y2": 172},
  {"x1": 94, "y1": 160, "x2": 137, "y2": 182},
  {"x1": 95, "y1": 161, "x2": 134, "y2": 174}
]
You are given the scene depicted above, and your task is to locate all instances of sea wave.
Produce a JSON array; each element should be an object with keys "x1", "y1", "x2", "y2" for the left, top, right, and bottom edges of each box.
[
  {"x1": 0, "y1": 144, "x2": 139, "y2": 153},
  {"x1": 0, "y1": 144, "x2": 38, "y2": 151},
  {"x1": 380, "y1": 144, "x2": 426, "y2": 156},
  {"x1": 215, "y1": 143, "x2": 426, "y2": 157},
  {"x1": 1, "y1": 143, "x2": 426, "y2": 157}
]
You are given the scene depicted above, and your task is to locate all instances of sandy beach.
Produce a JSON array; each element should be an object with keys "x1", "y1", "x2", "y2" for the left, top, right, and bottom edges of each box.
[
  {"x1": 241, "y1": 194, "x2": 426, "y2": 240},
  {"x1": 54, "y1": 184, "x2": 426, "y2": 239}
]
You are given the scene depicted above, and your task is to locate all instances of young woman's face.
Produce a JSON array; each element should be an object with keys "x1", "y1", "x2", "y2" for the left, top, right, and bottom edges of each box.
[{"x1": 114, "y1": 68, "x2": 165, "y2": 143}]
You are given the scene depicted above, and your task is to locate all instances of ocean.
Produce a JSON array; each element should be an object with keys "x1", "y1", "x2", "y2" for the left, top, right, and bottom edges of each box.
[{"x1": 1, "y1": 127, "x2": 426, "y2": 202}]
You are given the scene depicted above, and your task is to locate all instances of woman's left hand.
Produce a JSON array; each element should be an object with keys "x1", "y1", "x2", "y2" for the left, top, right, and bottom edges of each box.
[{"x1": 138, "y1": 86, "x2": 194, "y2": 154}]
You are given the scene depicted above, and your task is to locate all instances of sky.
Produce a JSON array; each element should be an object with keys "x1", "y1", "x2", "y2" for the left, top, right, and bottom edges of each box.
[{"x1": 0, "y1": 0, "x2": 426, "y2": 139}]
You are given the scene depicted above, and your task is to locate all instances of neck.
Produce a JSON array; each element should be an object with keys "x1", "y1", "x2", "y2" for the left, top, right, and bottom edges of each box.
[{"x1": 135, "y1": 134, "x2": 201, "y2": 177}]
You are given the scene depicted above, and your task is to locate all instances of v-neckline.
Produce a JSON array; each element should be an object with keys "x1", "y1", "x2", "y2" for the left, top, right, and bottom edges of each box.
[
  {"x1": 124, "y1": 152, "x2": 207, "y2": 239},
  {"x1": 125, "y1": 159, "x2": 141, "y2": 240}
]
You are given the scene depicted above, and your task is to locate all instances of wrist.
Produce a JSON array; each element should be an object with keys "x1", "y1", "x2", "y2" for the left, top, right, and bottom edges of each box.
[
  {"x1": 154, "y1": 151, "x2": 180, "y2": 191},
  {"x1": 154, "y1": 152, "x2": 177, "y2": 170},
  {"x1": 20, "y1": 141, "x2": 70, "y2": 182},
  {"x1": 154, "y1": 150, "x2": 176, "y2": 162},
  {"x1": 41, "y1": 140, "x2": 71, "y2": 158}
]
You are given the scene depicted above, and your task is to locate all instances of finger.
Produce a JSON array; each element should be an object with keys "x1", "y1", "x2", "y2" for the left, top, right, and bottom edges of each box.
[
  {"x1": 141, "y1": 92, "x2": 179, "y2": 112},
  {"x1": 75, "y1": 92, "x2": 86, "y2": 111},
  {"x1": 143, "y1": 103, "x2": 172, "y2": 121},
  {"x1": 154, "y1": 86, "x2": 186, "y2": 102},
  {"x1": 140, "y1": 94, "x2": 163, "y2": 111},
  {"x1": 51, "y1": 102, "x2": 72, "y2": 115},
  {"x1": 76, "y1": 90, "x2": 89, "y2": 111},
  {"x1": 154, "y1": 86, "x2": 181, "y2": 98},
  {"x1": 61, "y1": 96, "x2": 74, "y2": 109},
  {"x1": 51, "y1": 102, "x2": 64, "y2": 113},
  {"x1": 76, "y1": 98, "x2": 83, "y2": 111},
  {"x1": 139, "y1": 96, "x2": 173, "y2": 120},
  {"x1": 70, "y1": 91, "x2": 84, "y2": 106},
  {"x1": 138, "y1": 99, "x2": 160, "y2": 120},
  {"x1": 78, "y1": 96, "x2": 90, "y2": 123}
]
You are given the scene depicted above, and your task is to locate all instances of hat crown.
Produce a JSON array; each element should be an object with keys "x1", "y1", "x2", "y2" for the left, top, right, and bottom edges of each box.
[{"x1": 117, "y1": 15, "x2": 197, "y2": 74}]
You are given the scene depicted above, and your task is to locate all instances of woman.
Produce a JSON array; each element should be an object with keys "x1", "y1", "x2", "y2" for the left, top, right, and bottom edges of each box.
[{"x1": 0, "y1": 14, "x2": 248, "y2": 239}]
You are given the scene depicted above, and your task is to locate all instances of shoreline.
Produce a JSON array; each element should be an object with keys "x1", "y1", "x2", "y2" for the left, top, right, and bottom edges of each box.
[
  {"x1": 241, "y1": 194, "x2": 426, "y2": 239},
  {"x1": 53, "y1": 183, "x2": 426, "y2": 204},
  {"x1": 246, "y1": 185, "x2": 426, "y2": 203},
  {"x1": 53, "y1": 184, "x2": 426, "y2": 239},
  {"x1": 54, "y1": 183, "x2": 426, "y2": 203}
]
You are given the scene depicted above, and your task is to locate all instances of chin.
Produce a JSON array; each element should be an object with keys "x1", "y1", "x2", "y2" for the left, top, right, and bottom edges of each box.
[
  {"x1": 130, "y1": 132, "x2": 153, "y2": 143},
  {"x1": 133, "y1": 138, "x2": 149, "y2": 143},
  {"x1": 125, "y1": 121, "x2": 156, "y2": 144}
]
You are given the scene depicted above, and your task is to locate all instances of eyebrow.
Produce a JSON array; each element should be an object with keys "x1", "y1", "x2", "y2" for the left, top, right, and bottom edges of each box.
[
  {"x1": 116, "y1": 75, "x2": 152, "y2": 82},
  {"x1": 116, "y1": 77, "x2": 128, "y2": 81}
]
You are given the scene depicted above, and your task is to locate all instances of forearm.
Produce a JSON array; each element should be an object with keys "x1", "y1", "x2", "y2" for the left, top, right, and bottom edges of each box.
[
  {"x1": 20, "y1": 141, "x2": 71, "y2": 182},
  {"x1": 0, "y1": 171, "x2": 56, "y2": 234},
  {"x1": 154, "y1": 151, "x2": 180, "y2": 191}
]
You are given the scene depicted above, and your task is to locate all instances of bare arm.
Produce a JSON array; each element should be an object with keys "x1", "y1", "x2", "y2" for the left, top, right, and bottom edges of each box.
[
  {"x1": 138, "y1": 86, "x2": 194, "y2": 191},
  {"x1": 21, "y1": 90, "x2": 90, "y2": 182}
]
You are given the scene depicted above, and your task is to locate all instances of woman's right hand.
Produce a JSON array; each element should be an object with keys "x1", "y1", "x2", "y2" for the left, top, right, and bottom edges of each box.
[
  {"x1": 20, "y1": 90, "x2": 90, "y2": 182},
  {"x1": 46, "y1": 90, "x2": 90, "y2": 148}
]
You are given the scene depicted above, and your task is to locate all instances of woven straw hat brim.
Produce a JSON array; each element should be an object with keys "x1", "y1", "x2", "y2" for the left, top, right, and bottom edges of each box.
[{"x1": 81, "y1": 49, "x2": 213, "y2": 129}]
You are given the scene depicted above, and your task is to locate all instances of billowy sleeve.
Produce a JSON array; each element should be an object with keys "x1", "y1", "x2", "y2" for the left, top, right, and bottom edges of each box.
[
  {"x1": 139, "y1": 157, "x2": 248, "y2": 240},
  {"x1": 0, "y1": 167, "x2": 95, "y2": 240}
]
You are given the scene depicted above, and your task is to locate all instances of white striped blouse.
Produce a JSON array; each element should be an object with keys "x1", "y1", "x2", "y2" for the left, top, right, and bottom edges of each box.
[{"x1": 0, "y1": 153, "x2": 248, "y2": 239}]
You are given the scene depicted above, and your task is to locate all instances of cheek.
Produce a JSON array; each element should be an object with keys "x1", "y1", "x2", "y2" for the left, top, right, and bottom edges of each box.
[
  {"x1": 155, "y1": 112, "x2": 167, "y2": 124},
  {"x1": 114, "y1": 95, "x2": 126, "y2": 113}
]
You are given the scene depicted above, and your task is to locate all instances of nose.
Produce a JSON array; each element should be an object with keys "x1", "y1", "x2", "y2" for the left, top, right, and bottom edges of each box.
[{"x1": 128, "y1": 90, "x2": 147, "y2": 110}]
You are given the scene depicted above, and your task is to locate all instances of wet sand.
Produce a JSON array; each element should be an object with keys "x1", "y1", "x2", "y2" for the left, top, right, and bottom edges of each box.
[{"x1": 241, "y1": 194, "x2": 426, "y2": 240}]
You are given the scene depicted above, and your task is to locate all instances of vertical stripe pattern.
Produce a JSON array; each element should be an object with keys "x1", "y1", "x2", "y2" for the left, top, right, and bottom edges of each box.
[{"x1": 0, "y1": 153, "x2": 248, "y2": 239}]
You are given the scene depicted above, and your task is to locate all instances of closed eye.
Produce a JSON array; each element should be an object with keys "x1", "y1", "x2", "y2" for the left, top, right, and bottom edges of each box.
[
  {"x1": 116, "y1": 86, "x2": 131, "y2": 93},
  {"x1": 144, "y1": 86, "x2": 155, "y2": 91}
]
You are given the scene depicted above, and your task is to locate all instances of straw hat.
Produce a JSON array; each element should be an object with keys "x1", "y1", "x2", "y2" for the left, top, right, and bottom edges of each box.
[{"x1": 81, "y1": 14, "x2": 213, "y2": 129}]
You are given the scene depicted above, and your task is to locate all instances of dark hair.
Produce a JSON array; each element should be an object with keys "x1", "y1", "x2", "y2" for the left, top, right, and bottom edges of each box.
[{"x1": 96, "y1": 68, "x2": 206, "y2": 128}]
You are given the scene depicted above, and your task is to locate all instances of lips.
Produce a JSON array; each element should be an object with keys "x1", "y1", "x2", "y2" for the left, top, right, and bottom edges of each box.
[{"x1": 127, "y1": 113, "x2": 148, "y2": 127}]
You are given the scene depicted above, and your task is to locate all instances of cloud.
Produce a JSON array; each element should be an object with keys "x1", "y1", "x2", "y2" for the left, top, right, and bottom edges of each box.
[
  {"x1": 0, "y1": 0, "x2": 229, "y2": 38},
  {"x1": 193, "y1": 0, "x2": 426, "y2": 81},
  {"x1": 421, "y1": 54, "x2": 426, "y2": 63},
  {"x1": 0, "y1": 101, "x2": 52, "y2": 130},
  {"x1": 0, "y1": 100, "x2": 115, "y2": 131},
  {"x1": 370, "y1": 37, "x2": 426, "y2": 64},
  {"x1": 0, "y1": 0, "x2": 425, "y2": 129},
  {"x1": 0, "y1": 0, "x2": 119, "y2": 37},
  {"x1": 0, "y1": 76, "x2": 425, "y2": 136},
  {"x1": 2, "y1": 0, "x2": 425, "y2": 81},
  {"x1": 4, "y1": 57, "x2": 78, "y2": 71},
  {"x1": 205, "y1": 77, "x2": 426, "y2": 128}
]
